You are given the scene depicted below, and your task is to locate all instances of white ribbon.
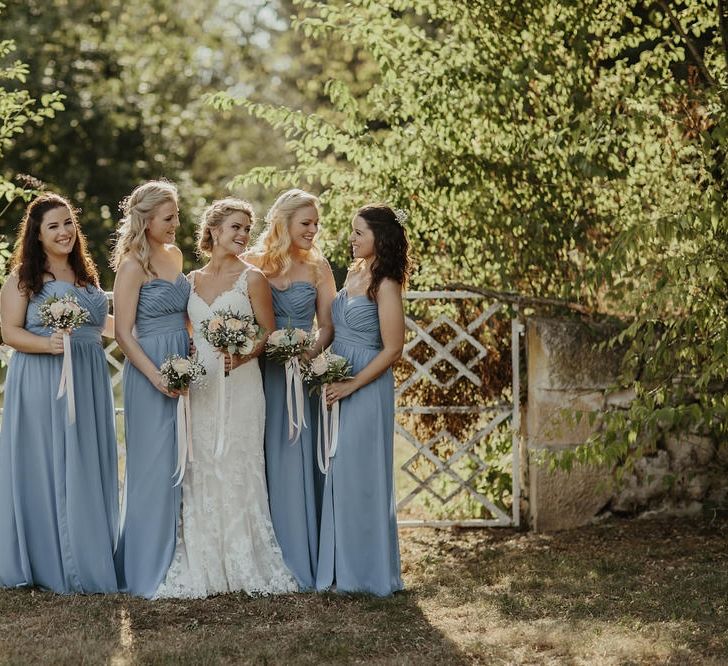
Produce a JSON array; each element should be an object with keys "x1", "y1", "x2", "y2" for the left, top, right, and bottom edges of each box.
[
  {"x1": 56, "y1": 332, "x2": 76, "y2": 424},
  {"x1": 285, "y1": 356, "x2": 307, "y2": 443},
  {"x1": 214, "y1": 354, "x2": 227, "y2": 458},
  {"x1": 173, "y1": 394, "x2": 193, "y2": 487},
  {"x1": 316, "y1": 385, "x2": 341, "y2": 474}
]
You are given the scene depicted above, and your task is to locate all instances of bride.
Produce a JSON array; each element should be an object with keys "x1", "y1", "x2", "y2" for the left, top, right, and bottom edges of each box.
[{"x1": 155, "y1": 198, "x2": 297, "y2": 598}]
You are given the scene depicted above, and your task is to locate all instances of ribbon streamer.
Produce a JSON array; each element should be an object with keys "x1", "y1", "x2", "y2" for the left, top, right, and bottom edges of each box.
[
  {"x1": 317, "y1": 385, "x2": 341, "y2": 474},
  {"x1": 56, "y1": 332, "x2": 76, "y2": 424},
  {"x1": 173, "y1": 393, "x2": 194, "y2": 486},
  {"x1": 214, "y1": 354, "x2": 227, "y2": 458},
  {"x1": 285, "y1": 356, "x2": 307, "y2": 443}
]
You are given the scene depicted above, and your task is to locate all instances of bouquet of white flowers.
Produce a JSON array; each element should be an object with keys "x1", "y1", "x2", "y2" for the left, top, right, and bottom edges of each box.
[
  {"x1": 302, "y1": 351, "x2": 353, "y2": 394},
  {"x1": 200, "y1": 307, "x2": 260, "y2": 357},
  {"x1": 303, "y1": 351, "x2": 354, "y2": 474},
  {"x1": 159, "y1": 354, "x2": 206, "y2": 392},
  {"x1": 160, "y1": 354, "x2": 206, "y2": 486},
  {"x1": 266, "y1": 326, "x2": 315, "y2": 443},
  {"x1": 265, "y1": 326, "x2": 314, "y2": 365},
  {"x1": 38, "y1": 293, "x2": 91, "y2": 425},
  {"x1": 38, "y1": 294, "x2": 90, "y2": 331}
]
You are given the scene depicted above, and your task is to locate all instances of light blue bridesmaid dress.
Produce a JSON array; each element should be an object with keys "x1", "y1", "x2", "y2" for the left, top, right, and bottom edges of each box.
[
  {"x1": 316, "y1": 289, "x2": 403, "y2": 597},
  {"x1": 114, "y1": 274, "x2": 190, "y2": 598},
  {"x1": 262, "y1": 282, "x2": 319, "y2": 589},
  {"x1": 0, "y1": 281, "x2": 118, "y2": 594}
]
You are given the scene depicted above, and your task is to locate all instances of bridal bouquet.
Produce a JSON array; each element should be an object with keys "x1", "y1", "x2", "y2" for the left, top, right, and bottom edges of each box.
[
  {"x1": 266, "y1": 326, "x2": 315, "y2": 443},
  {"x1": 200, "y1": 307, "x2": 261, "y2": 458},
  {"x1": 159, "y1": 353, "x2": 206, "y2": 392},
  {"x1": 38, "y1": 294, "x2": 90, "y2": 331},
  {"x1": 200, "y1": 308, "x2": 260, "y2": 358},
  {"x1": 38, "y1": 294, "x2": 90, "y2": 424},
  {"x1": 160, "y1": 354, "x2": 206, "y2": 486},
  {"x1": 303, "y1": 351, "x2": 353, "y2": 474}
]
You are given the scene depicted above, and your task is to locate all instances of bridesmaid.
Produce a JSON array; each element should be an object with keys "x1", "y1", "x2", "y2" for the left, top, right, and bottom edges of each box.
[
  {"x1": 0, "y1": 193, "x2": 118, "y2": 594},
  {"x1": 246, "y1": 189, "x2": 336, "y2": 589},
  {"x1": 317, "y1": 204, "x2": 410, "y2": 597},
  {"x1": 112, "y1": 180, "x2": 190, "y2": 598}
]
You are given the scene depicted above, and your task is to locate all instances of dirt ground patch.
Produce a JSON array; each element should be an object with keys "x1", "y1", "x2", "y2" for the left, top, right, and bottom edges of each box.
[{"x1": 1, "y1": 515, "x2": 727, "y2": 665}]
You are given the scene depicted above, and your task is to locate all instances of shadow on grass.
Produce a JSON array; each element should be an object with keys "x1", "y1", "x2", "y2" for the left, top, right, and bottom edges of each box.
[
  {"x1": 1, "y1": 516, "x2": 726, "y2": 664},
  {"x1": 0, "y1": 586, "x2": 469, "y2": 665},
  {"x1": 404, "y1": 515, "x2": 728, "y2": 662}
]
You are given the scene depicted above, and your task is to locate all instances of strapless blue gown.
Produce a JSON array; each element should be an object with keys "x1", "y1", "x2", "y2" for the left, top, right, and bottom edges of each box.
[
  {"x1": 114, "y1": 274, "x2": 190, "y2": 598},
  {"x1": 0, "y1": 281, "x2": 118, "y2": 594},
  {"x1": 315, "y1": 290, "x2": 403, "y2": 596},
  {"x1": 262, "y1": 282, "x2": 319, "y2": 589}
]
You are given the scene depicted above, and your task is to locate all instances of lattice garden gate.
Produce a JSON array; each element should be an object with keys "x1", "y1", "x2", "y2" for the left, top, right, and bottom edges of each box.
[
  {"x1": 395, "y1": 291, "x2": 523, "y2": 528},
  {"x1": 0, "y1": 291, "x2": 523, "y2": 529}
]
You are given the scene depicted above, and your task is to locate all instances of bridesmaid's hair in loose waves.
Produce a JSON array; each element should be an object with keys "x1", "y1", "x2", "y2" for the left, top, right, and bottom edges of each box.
[
  {"x1": 112, "y1": 179, "x2": 178, "y2": 278},
  {"x1": 248, "y1": 188, "x2": 324, "y2": 283},
  {"x1": 11, "y1": 192, "x2": 99, "y2": 296},
  {"x1": 197, "y1": 197, "x2": 256, "y2": 257},
  {"x1": 356, "y1": 203, "x2": 411, "y2": 301}
]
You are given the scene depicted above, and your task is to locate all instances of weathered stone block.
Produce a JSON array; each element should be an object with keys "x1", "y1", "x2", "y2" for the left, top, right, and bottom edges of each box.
[
  {"x1": 526, "y1": 318, "x2": 622, "y2": 392},
  {"x1": 528, "y1": 453, "x2": 612, "y2": 532}
]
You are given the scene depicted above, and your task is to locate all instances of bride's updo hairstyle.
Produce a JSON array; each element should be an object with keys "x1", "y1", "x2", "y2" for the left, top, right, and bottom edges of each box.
[
  {"x1": 248, "y1": 188, "x2": 324, "y2": 283},
  {"x1": 356, "y1": 204, "x2": 411, "y2": 301},
  {"x1": 112, "y1": 179, "x2": 178, "y2": 278},
  {"x1": 197, "y1": 197, "x2": 256, "y2": 257}
]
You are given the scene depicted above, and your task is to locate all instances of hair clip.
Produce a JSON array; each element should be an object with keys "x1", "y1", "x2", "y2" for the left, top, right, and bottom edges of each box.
[{"x1": 393, "y1": 208, "x2": 408, "y2": 226}]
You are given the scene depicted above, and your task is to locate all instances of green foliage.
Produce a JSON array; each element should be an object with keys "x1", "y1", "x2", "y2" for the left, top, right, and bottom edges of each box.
[
  {"x1": 0, "y1": 1, "x2": 64, "y2": 219},
  {"x1": 0, "y1": 1, "x2": 297, "y2": 284},
  {"x1": 218, "y1": 0, "x2": 727, "y2": 473}
]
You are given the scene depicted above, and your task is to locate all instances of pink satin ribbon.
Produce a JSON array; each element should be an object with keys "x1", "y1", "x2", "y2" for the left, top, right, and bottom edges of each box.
[
  {"x1": 285, "y1": 356, "x2": 306, "y2": 443},
  {"x1": 56, "y1": 332, "x2": 76, "y2": 424},
  {"x1": 317, "y1": 385, "x2": 340, "y2": 474}
]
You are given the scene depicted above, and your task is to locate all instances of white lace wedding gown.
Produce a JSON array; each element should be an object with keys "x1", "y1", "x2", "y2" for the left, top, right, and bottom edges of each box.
[{"x1": 155, "y1": 270, "x2": 297, "y2": 598}]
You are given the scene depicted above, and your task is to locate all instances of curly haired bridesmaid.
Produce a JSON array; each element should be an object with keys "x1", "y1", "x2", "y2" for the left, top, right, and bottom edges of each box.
[
  {"x1": 317, "y1": 203, "x2": 410, "y2": 596},
  {"x1": 112, "y1": 180, "x2": 190, "y2": 598},
  {"x1": 0, "y1": 193, "x2": 118, "y2": 594},
  {"x1": 246, "y1": 189, "x2": 336, "y2": 589}
]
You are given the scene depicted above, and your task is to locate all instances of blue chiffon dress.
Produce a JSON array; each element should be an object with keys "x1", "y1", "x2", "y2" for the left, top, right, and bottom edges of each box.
[
  {"x1": 262, "y1": 282, "x2": 319, "y2": 589},
  {"x1": 315, "y1": 289, "x2": 403, "y2": 596},
  {"x1": 114, "y1": 274, "x2": 190, "y2": 598},
  {"x1": 0, "y1": 281, "x2": 118, "y2": 594}
]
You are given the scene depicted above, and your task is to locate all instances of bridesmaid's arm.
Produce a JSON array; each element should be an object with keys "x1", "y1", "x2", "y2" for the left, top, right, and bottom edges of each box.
[
  {"x1": 325, "y1": 278, "x2": 405, "y2": 406},
  {"x1": 231, "y1": 266, "x2": 274, "y2": 370},
  {"x1": 307, "y1": 259, "x2": 337, "y2": 359},
  {"x1": 0, "y1": 274, "x2": 65, "y2": 354},
  {"x1": 113, "y1": 259, "x2": 177, "y2": 397}
]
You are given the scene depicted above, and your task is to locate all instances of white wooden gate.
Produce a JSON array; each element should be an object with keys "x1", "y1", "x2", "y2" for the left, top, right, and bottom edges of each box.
[{"x1": 396, "y1": 291, "x2": 523, "y2": 527}]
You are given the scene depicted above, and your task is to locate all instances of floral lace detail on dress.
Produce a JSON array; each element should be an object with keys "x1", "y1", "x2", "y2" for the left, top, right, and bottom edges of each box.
[{"x1": 155, "y1": 269, "x2": 297, "y2": 599}]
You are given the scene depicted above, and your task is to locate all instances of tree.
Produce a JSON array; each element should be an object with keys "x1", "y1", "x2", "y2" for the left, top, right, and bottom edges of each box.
[
  {"x1": 0, "y1": 0, "x2": 64, "y2": 283},
  {"x1": 0, "y1": 0, "x2": 298, "y2": 284},
  {"x1": 214, "y1": 0, "x2": 727, "y2": 467}
]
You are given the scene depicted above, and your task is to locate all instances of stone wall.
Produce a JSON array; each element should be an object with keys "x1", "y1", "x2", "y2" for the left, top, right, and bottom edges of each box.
[{"x1": 523, "y1": 317, "x2": 727, "y2": 532}]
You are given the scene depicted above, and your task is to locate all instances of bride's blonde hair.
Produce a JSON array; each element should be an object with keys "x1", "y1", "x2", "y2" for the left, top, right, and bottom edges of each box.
[
  {"x1": 112, "y1": 180, "x2": 178, "y2": 278},
  {"x1": 197, "y1": 197, "x2": 256, "y2": 257},
  {"x1": 248, "y1": 189, "x2": 324, "y2": 284}
]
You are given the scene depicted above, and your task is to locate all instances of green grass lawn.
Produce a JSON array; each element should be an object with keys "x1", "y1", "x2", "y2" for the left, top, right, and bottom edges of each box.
[{"x1": 1, "y1": 515, "x2": 726, "y2": 665}]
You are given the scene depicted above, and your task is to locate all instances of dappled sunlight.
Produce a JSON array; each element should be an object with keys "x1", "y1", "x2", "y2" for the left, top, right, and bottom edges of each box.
[{"x1": 109, "y1": 608, "x2": 134, "y2": 666}]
